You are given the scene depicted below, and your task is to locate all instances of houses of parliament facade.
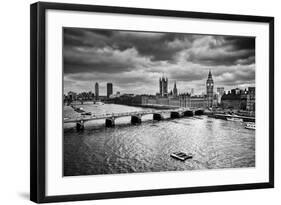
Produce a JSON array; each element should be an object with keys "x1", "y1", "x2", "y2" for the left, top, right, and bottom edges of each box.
[{"x1": 149, "y1": 72, "x2": 215, "y2": 108}]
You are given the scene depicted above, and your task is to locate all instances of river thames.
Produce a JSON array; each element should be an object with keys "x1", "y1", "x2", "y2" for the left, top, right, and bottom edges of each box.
[{"x1": 63, "y1": 103, "x2": 255, "y2": 176}]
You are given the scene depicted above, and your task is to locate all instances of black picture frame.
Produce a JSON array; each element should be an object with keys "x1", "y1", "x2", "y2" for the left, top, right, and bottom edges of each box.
[{"x1": 30, "y1": 2, "x2": 274, "y2": 203}]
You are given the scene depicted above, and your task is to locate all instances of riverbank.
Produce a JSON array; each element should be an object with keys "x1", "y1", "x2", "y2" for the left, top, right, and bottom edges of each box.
[{"x1": 128, "y1": 103, "x2": 179, "y2": 110}]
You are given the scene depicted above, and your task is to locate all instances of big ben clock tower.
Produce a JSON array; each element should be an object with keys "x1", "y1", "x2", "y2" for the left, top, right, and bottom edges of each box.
[{"x1": 206, "y1": 70, "x2": 214, "y2": 108}]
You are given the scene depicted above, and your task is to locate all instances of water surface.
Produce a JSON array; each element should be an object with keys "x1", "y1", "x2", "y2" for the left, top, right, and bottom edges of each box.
[{"x1": 63, "y1": 104, "x2": 255, "y2": 176}]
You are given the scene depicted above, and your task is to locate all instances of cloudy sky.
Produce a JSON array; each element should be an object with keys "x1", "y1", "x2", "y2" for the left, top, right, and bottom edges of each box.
[{"x1": 63, "y1": 27, "x2": 255, "y2": 95}]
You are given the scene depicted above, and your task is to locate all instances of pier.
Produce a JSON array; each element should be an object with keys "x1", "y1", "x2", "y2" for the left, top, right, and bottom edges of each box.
[
  {"x1": 208, "y1": 113, "x2": 255, "y2": 122},
  {"x1": 64, "y1": 108, "x2": 204, "y2": 130}
]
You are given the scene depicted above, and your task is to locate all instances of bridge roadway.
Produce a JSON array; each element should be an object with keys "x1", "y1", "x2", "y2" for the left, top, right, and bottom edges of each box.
[{"x1": 64, "y1": 108, "x2": 204, "y2": 130}]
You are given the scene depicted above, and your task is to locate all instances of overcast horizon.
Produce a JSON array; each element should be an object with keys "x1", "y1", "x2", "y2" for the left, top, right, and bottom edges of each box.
[{"x1": 63, "y1": 28, "x2": 255, "y2": 96}]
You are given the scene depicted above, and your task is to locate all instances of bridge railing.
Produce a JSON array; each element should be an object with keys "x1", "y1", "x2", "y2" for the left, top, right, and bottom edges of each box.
[{"x1": 64, "y1": 108, "x2": 196, "y2": 123}]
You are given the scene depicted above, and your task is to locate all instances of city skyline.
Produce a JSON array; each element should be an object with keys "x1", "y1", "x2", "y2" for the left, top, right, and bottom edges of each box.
[
  {"x1": 64, "y1": 28, "x2": 255, "y2": 95},
  {"x1": 66, "y1": 76, "x2": 254, "y2": 99}
]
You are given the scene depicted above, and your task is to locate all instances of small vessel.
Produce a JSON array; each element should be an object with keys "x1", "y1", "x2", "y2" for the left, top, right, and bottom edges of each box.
[
  {"x1": 245, "y1": 122, "x2": 255, "y2": 130},
  {"x1": 71, "y1": 105, "x2": 85, "y2": 113},
  {"x1": 226, "y1": 117, "x2": 243, "y2": 122},
  {"x1": 170, "y1": 152, "x2": 193, "y2": 161},
  {"x1": 93, "y1": 101, "x2": 104, "y2": 106},
  {"x1": 81, "y1": 112, "x2": 92, "y2": 116}
]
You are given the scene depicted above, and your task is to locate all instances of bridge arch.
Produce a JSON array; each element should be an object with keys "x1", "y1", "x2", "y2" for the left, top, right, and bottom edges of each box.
[
  {"x1": 131, "y1": 115, "x2": 141, "y2": 124},
  {"x1": 183, "y1": 110, "x2": 194, "y2": 117},
  {"x1": 153, "y1": 113, "x2": 163, "y2": 121},
  {"x1": 171, "y1": 111, "x2": 181, "y2": 119},
  {"x1": 76, "y1": 120, "x2": 84, "y2": 131},
  {"x1": 195, "y1": 109, "x2": 204, "y2": 115},
  {"x1": 105, "y1": 118, "x2": 115, "y2": 127}
]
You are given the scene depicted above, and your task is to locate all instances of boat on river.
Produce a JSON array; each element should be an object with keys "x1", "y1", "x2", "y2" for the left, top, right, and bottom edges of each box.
[
  {"x1": 226, "y1": 117, "x2": 243, "y2": 122},
  {"x1": 93, "y1": 101, "x2": 104, "y2": 106},
  {"x1": 245, "y1": 122, "x2": 255, "y2": 130},
  {"x1": 170, "y1": 152, "x2": 193, "y2": 161},
  {"x1": 226, "y1": 114, "x2": 243, "y2": 122},
  {"x1": 71, "y1": 105, "x2": 86, "y2": 113},
  {"x1": 81, "y1": 111, "x2": 92, "y2": 116}
]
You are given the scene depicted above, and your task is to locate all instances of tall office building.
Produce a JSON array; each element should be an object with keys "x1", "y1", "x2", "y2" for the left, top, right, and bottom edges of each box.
[
  {"x1": 159, "y1": 76, "x2": 168, "y2": 97},
  {"x1": 173, "y1": 82, "x2": 178, "y2": 97},
  {"x1": 107, "y1": 83, "x2": 113, "y2": 98},
  {"x1": 95, "y1": 82, "x2": 99, "y2": 100},
  {"x1": 206, "y1": 70, "x2": 214, "y2": 107}
]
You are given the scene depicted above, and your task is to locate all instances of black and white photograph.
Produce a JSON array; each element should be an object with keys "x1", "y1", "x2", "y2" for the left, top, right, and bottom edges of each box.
[
  {"x1": 27, "y1": 1, "x2": 275, "y2": 203},
  {"x1": 63, "y1": 28, "x2": 256, "y2": 176}
]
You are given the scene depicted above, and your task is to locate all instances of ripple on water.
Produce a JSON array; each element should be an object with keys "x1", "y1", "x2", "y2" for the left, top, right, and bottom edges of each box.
[{"x1": 63, "y1": 104, "x2": 255, "y2": 176}]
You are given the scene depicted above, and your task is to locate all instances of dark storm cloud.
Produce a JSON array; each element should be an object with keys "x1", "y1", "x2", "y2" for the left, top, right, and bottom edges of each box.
[
  {"x1": 185, "y1": 35, "x2": 255, "y2": 66},
  {"x1": 64, "y1": 28, "x2": 194, "y2": 70},
  {"x1": 110, "y1": 32, "x2": 192, "y2": 61},
  {"x1": 63, "y1": 27, "x2": 255, "y2": 94},
  {"x1": 64, "y1": 46, "x2": 137, "y2": 74},
  {"x1": 224, "y1": 36, "x2": 255, "y2": 50}
]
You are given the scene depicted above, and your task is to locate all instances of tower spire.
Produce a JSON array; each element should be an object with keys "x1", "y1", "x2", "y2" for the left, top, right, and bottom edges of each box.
[{"x1": 208, "y1": 69, "x2": 212, "y2": 78}]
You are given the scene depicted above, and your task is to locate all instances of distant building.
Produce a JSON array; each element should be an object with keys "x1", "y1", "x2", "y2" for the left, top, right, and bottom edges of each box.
[
  {"x1": 169, "y1": 96, "x2": 180, "y2": 107},
  {"x1": 240, "y1": 89, "x2": 248, "y2": 110},
  {"x1": 234, "y1": 88, "x2": 241, "y2": 95},
  {"x1": 217, "y1": 87, "x2": 224, "y2": 104},
  {"x1": 159, "y1": 76, "x2": 168, "y2": 97},
  {"x1": 115, "y1": 92, "x2": 210, "y2": 109},
  {"x1": 221, "y1": 88, "x2": 249, "y2": 110},
  {"x1": 173, "y1": 82, "x2": 178, "y2": 97},
  {"x1": 247, "y1": 87, "x2": 255, "y2": 111},
  {"x1": 179, "y1": 94, "x2": 207, "y2": 108},
  {"x1": 213, "y1": 94, "x2": 218, "y2": 107},
  {"x1": 95, "y1": 82, "x2": 99, "y2": 100},
  {"x1": 221, "y1": 91, "x2": 240, "y2": 109},
  {"x1": 190, "y1": 88, "x2": 194, "y2": 96},
  {"x1": 179, "y1": 95, "x2": 189, "y2": 107},
  {"x1": 189, "y1": 95, "x2": 207, "y2": 108},
  {"x1": 107, "y1": 83, "x2": 113, "y2": 98},
  {"x1": 206, "y1": 70, "x2": 214, "y2": 107},
  {"x1": 67, "y1": 91, "x2": 77, "y2": 101}
]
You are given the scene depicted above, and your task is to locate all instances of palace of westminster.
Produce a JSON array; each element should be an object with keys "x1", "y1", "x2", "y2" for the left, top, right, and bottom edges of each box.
[{"x1": 142, "y1": 70, "x2": 255, "y2": 112}]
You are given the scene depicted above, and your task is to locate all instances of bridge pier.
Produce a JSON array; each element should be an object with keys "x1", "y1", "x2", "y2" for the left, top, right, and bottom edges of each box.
[
  {"x1": 131, "y1": 115, "x2": 141, "y2": 125},
  {"x1": 76, "y1": 120, "x2": 84, "y2": 131},
  {"x1": 171, "y1": 111, "x2": 182, "y2": 119},
  {"x1": 105, "y1": 118, "x2": 115, "y2": 127},
  {"x1": 183, "y1": 110, "x2": 194, "y2": 117},
  {"x1": 194, "y1": 110, "x2": 204, "y2": 115},
  {"x1": 153, "y1": 113, "x2": 163, "y2": 121}
]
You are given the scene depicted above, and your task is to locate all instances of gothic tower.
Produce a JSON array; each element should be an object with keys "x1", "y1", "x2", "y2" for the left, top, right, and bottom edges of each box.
[
  {"x1": 163, "y1": 77, "x2": 168, "y2": 96},
  {"x1": 159, "y1": 77, "x2": 163, "y2": 96},
  {"x1": 206, "y1": 70, "x2": 214, "y2": 107}
]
